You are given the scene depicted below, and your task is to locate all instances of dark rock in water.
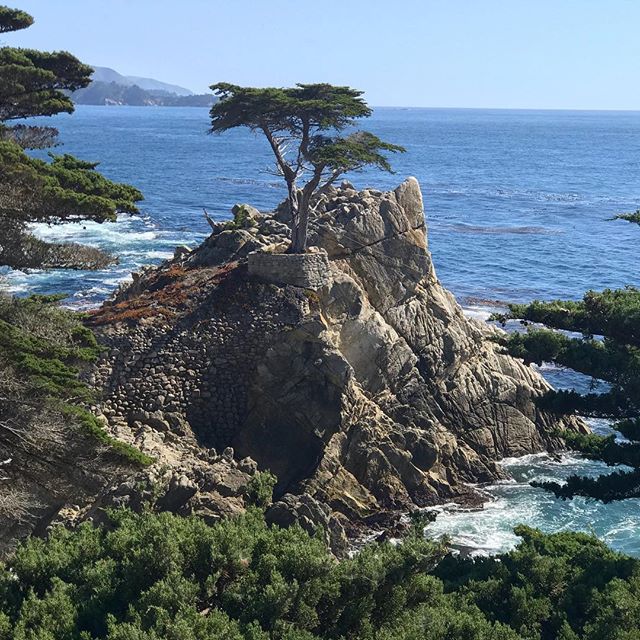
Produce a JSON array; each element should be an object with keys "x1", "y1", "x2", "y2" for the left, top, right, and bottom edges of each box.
[{"x1": 83, "y1": 178, "x2": 586, "y2": 548}]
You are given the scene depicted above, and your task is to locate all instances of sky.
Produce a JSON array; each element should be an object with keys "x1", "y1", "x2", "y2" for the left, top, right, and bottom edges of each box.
[{"x1": 6, "y1": 0, "x2": 640, "y2": 110}]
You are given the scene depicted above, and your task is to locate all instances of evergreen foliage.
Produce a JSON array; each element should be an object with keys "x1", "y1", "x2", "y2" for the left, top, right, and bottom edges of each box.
[
  {"x1": 497, "y1": 288, "x2": 640, "y2": 349},
  {"x1": 493, "y1": 287, "x2": 640, "y2": 499},
  {"x1": 1, "y1": 509, "x2": 640, "y2": 639},
  {"x1": 244, "y1": 471, "x2": 277, "y2": 509},
  {"x1": 611, "y1": 210, "x2": 640, "y2": 225},
  {"x1": 437, "y1": 525, "x2": 640, "y2": 640},
  {"x1": 209, "y1": 83, "x2": 404, "y2": 253},
  {"x1": 0, "y1": 294, "x2": 152, "y2": 466},
  {"x1": 0, "y1": 6, "x2": 31, "y2": 33},
  {"x1": 0, "y1": 5, "x2": 143, "y2": 270}
]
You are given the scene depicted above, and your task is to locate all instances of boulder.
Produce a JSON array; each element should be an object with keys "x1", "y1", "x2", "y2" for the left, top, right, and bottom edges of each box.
[
  {"x1": 266, "y1": 493, "x2": 349, "y2": 557},
  {"x1": 157, "y1": 473, "x2": 198, "y2": 511}
]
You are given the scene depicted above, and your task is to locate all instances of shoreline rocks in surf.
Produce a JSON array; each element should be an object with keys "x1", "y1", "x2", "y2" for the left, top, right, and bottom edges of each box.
[{"x1": 76, "y1": 178, "x2": 586, "y2": 549}]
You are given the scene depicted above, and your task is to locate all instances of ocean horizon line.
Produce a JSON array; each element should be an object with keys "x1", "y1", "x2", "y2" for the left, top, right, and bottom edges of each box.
[
  {"x1": 371, "y1": 105, "x2": 640, "y2": 113},
  {"x1": 70, "y1": 103, "x2": 640, "y2": 115}
]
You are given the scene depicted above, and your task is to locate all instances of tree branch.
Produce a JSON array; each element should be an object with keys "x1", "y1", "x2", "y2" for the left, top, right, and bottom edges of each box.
[
  {"x1": 296, "y1": 117, "x2": 310, "y2": 174},
  {"x1": 260, "y1": 123, "x2": 296, "y2": 184},
  {"x1": 318, "y1": 168, "x2": 343, "y2": 192},
  {"x1": 202, "y1": 208, "x2": 217, "y2": 231}
]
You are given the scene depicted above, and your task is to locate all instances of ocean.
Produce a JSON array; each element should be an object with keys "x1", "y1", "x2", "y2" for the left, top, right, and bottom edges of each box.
[{"x1": 6, "y1": 105, "x2": 640, "y2": 555}]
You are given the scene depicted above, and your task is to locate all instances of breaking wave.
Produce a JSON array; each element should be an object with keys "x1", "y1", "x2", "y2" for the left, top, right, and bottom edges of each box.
[{"x1": 424, "y1": 447, "x2": 640, "y2": 557}]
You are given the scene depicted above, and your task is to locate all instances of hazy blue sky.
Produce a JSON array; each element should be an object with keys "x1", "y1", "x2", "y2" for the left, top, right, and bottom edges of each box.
[{"x1": 7, "y1": 0, "x2": 640, "y2": 109}]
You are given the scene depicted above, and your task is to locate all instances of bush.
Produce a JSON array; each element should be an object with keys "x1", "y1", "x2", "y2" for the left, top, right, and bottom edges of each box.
[
  {"x1": 0, "y1": 294, "x2": 152, "y2": 466},
  {"x1": 1, "y1": 510, "x2": 639, "y2": 639},
  {"x1": 224, "y1": 204, "x2": 258, "y2": 231},
  {"x1": 244, "y1": 471, "x2": 277, "y2": 509}
]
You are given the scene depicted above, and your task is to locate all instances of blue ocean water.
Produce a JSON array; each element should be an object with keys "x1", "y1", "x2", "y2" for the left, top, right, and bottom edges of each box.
[
  {"x1": 5, "y1": 105, "x2": 640, "y2": 554},
  {"x1": 7, "y1": 106, "x2": 640, "y2": 307}
]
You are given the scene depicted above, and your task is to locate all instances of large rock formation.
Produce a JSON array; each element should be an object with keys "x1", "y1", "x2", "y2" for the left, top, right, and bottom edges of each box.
[{"x1": 88, "y1": 178, "x2": 584, "y2": 537}]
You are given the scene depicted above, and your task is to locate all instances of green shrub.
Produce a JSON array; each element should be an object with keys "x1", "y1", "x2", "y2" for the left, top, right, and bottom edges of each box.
[
  {"x1": 224, "y1": 204, "x2": 258, "y2": 231},
  {"x1": 244, "y1": 471, "x2": 277, "y2": 509},
  {"x1": 1, "y1": 510, "x2": 639, "y2": 639},
  {"x1": 0, "y1": 294, "x2": 151, "y2": 466}
]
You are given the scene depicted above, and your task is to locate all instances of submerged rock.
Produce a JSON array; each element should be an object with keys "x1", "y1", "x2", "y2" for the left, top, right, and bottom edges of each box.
[{"x1": 87, "y1": 178, "x2": 585, "y2": 542}]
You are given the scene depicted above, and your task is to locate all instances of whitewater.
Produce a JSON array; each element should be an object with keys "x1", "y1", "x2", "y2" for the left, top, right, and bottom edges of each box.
[{"x1": 5, "y1": 105, "x2": 640, "y2": 555}]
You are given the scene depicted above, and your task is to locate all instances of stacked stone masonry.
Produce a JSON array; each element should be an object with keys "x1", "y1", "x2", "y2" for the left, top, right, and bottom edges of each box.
[
  {"x1": 93, "y1": 270, "x2": 309, "y2": 449},
  {"x1": 248, "y1": 250, "x2": 331, "y2": 290}
]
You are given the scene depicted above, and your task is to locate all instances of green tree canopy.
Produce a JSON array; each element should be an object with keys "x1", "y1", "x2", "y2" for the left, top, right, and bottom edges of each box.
[
  {"x1": 0, "y1": 5, "x2": 142, "y2": 271},
  {"x1": 493, "y1": 218, "x2": 640, "y2": 501},
  {"x1": 611, "y1": 210, "x2": 640, "y2": 225},
  {"x1": 0, "y1": 5, "x2": 31, "y2": 34},
  {"x1": 210, "y1": 83, "x2": 404, "y2": 253}
]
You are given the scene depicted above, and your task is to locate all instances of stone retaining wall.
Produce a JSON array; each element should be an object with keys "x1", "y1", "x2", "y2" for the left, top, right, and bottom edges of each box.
[
  {"x1": 93, "y1": 274, "x2": 308, "y2": 449},
  {"x1": 248, "y1": 250, "x2": 330, "y2": 290}
]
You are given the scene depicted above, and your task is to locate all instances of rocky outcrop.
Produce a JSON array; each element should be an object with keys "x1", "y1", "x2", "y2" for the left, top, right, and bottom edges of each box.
[
  {"x1": 88, "y1": 178, "x2": 585, "y2": 538},
  {"x1": 0, "y1": 374, "x2": 261, "y2": 557},
  {"x1": 74, "y1": 412, "x2": 261, "y2": 525},
  {"x1": 0, "y1": 402, "x2": 263, "y2": 557},
  {"x1": 266, "y1": 493, "x2": 349, "y2": 557}
]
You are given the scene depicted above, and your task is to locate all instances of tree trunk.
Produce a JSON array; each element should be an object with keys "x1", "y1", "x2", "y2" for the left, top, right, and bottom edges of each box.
[
  {"x1": 289, "y1": 192, "x2": 311, "y2": 254},
  {"x1": 294, "y1": 199, "x2": 310, "y2": 253},
  {"x1": 287, "y1": 185, "x2": 308, "y2": 254}
]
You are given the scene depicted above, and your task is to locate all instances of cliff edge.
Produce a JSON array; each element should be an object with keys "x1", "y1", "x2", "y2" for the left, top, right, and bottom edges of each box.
[{"x1": 88, "y1": 178, "x2": 584, "y2": 537}]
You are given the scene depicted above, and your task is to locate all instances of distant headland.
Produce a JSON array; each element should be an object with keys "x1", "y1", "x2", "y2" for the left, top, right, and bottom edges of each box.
[{"x1": 70, "y1": 66, "x2": 216, "y2": 107}]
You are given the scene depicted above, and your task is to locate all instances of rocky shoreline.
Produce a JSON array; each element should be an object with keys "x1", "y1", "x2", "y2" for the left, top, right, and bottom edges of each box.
[{"x1": 51, "y1": 177, "x2": 583, "y2": 552}]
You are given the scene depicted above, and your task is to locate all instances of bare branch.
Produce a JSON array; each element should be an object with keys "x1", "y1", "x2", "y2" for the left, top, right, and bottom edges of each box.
[
  {"x1": 260, "y1": 123, "x2": 297, "y2": 186},
  {"x1": 202, "y1": 208, "x2": 217, "y2": 231},
  {"x1": 318, "y1": 168, "x2": 343, "y2": 192},
  {"x1": 0, "y1": 420, "x2": 29, "y2": 443}
]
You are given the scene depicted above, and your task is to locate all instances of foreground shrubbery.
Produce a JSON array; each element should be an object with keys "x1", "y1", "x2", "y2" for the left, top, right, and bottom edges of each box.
[
  {"x1": 1, "y1": 509, "x2": 639, "y2": 640},
  {"x1": 0, "y1": 294, "x2": 152, "y2": 466}
]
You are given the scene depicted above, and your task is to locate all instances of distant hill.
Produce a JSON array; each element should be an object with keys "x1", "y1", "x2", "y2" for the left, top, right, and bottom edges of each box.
[
  {"x1": 90, "y1": 67, "x2": 193, "y2": 96},
  {"x1": 71, "y1": 66, "x2": 216, "y2": 107}
]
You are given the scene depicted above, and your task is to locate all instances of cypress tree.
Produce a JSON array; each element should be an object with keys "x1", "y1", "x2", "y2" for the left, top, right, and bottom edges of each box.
[
  {"x1": 210, "y1": 83, "x2": 404, "y2": 253},
  {"x1": 493, "y1": 217, "x2": 640, "y2": 501},
  {"x1": 0, "y1": 5, "x2": 142, "y2": 270}
]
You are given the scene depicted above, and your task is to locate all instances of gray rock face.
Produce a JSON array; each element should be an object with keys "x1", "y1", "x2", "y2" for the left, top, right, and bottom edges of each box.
[
  {"x1": 90, "y1": 178, "x2": 585, "y2": 536},
  {"x1": 57, "y1": 411, "x2": 261, "y2": 531},
  {"x1": 266, "y1": 493, "x2": 349, "y2": 557}
]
